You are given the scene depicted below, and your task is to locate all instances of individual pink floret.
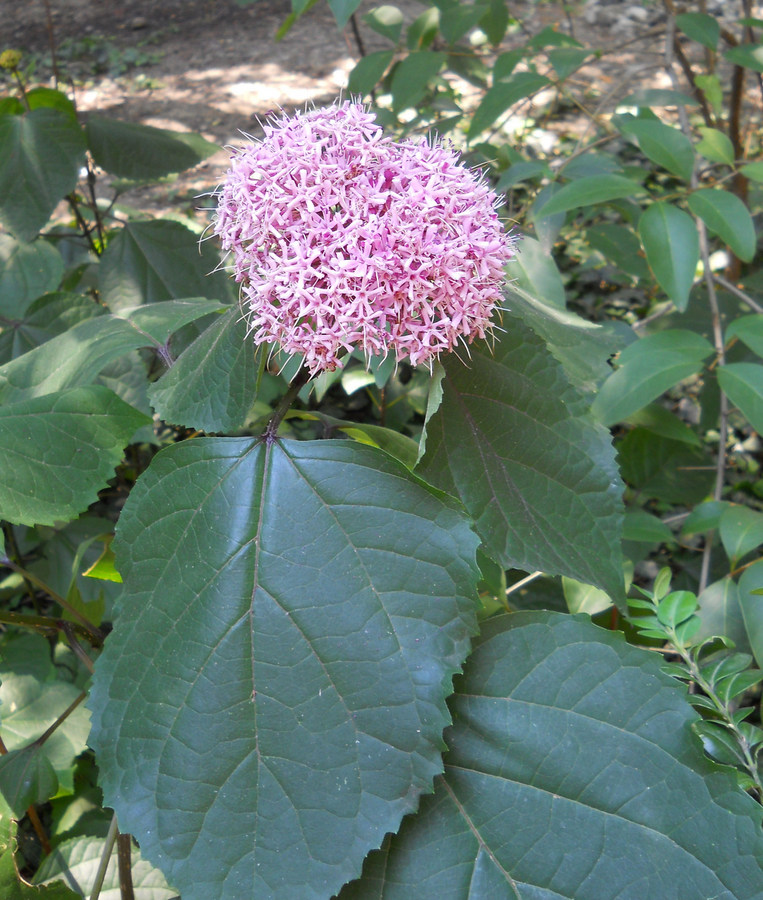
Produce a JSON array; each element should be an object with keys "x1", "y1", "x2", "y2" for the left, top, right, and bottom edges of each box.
[{"x1": 214, "y1": 102, "x2": 515, "y2": 376}]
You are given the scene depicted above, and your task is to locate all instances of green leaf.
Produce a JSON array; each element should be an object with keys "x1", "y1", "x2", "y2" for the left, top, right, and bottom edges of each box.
[
  {"x1": 623, "y1": 508, "x2": 674, "y2": 543},
  {"x1": 117, "y1": 298, "x2": 228, "y2": 344},
  {"x1": 718, "y1": 363, "x2": 763, "y2": 433},
  {"x1": 617, "y1": 428, "x2": 714, "y2": 504},
  {"x1": 362, "y1": 5, "x2": 403, "y2": 42},
  {"x1": 347, "y1": 50, "x2": 395, "y2": 96},
  {"x1": 438, "y1": 2, "x2": 489, "y2": 45},
  {"x1": 695, "y1": 74, "x2": 723, "y2": 115},
  {"x1": 617, "y1": 117, "x2": 695, "y2": 182},
  {"x1": 327, "y1": 0, "x2": 363, "y2": 27},
  {"x1": 418, "y1": 319, "x2": 624, "y2": 598},
  {"x1": 148, "y1": 307, "x2": 259, "y2": 432},
  {"x1": 0, "y1": 635, "x2": 90, "y2": 793},
  {"x1": 638, "y1": 202, "x2": 699, "y2": 310},
  {"x1": 739, "y1": 561, "x2": 763, "y2": 668},
  {"x1": 88, "y1": 438, "x2": 480, "y2": 900},
  {"x1": 593, "y1": 330, "x2": 713, "y2": 425},
  {"x1": 0, "y1": 235, "x2": 64, "y2": 319},
  {"x1": 688, "y1": 188, "x2": 756, "y2": 262},
  {"x1": 505, "y1": 235, "x2": 564, "y2": 307},
  {"x1": 0, "y1": 315, "x2": 154, "y2": 403},
  {"x1": 467, "y1": 73, "x2": 550, "y2": 139},
  {"x1": 390, "y1": 52, "x2": 447, "y2": 112},
  {"x1": 26, "y1": 87, "x2": 78, "y2": 123},
  {"x1": 562, "y1": 577, "x2": 612, "y2": 614},
  {"x1": 99, "y1": 220, "x2": 231, "y2": 311},
  {"x1": 0, "y1": 292, "x2": 104, "y2": 364},
  {"x1": 87, "y1": 116, "x2": 218, "y2": 180},
  {"x1": 586, "y1": 223, "x2": 650, "y2": 280},
  {"x1": 619, "y1": 88, "x2": 698, "y2": 107},
  {"x1": 34, "y1": 834, "x2": 177, "y2": 899},
  {"x1": 740, "y1": 161, "x2": 763, "y2": 183},
  {"x1": 724, "y1": 43, "x2": 763, "y2": 72},
  {"x1": 534, "y1": 174, "x2": 642, "y2": 218},
  {"x1": 340, "y1": 612, "x2": 763, "y2": 899},
  {"x1": 0, "y1": 745, "x2": 58, "y2": 817},
  {"x1": 503, "y1": 281, "x2": 624, "y2": 391},
  {"x1": 547, "y1": 47, "x2": 591, "y2": 80},
  {"x1": 0, "y1": 386, "x2": 150, "y2": 527},
  {"x1": 0, "y1": 799, "x2": 81, "y2": 899},
  {"x1": 720, "y1": 506, "x2": 763, "y2": 568},
  {"x1": 0, "y1": 109, "x2": 86, "y2": 242},
  {"x1": 626, "y1": 403, "x2": 701, "y2": 446},
  {"x1": 676, "y1": 12, "x2": 720, "y2": 48},
  {"x1": 726, "y1": 314, "x2": 763, "y2": 357},
  {"x1": 681, "y1": 499, "x2": 731, "y2": 536},
  {"x1": 479, "y1": 0, "x2": 510, "y2": 45},
  {"x1": 696, "y1": 127, "x2": 735, "y2": 165}
]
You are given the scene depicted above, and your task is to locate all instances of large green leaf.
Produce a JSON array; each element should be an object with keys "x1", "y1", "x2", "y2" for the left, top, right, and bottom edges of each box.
[
  {"x1": 148, "y1": 307, "x2": 259, "y2": 431},
  {"x1": 99, "y1": 220, "x2": 231, "y2": 311},
  {"x1": 718, "y1": 363, "x2": 763, "y2": 433},
  {"x1": 688, "y1": 188, "x2": 756, "y2": 262},
  {"x1": 0, "y1": 386, "x2": 150, "y2": 526},
  {"x1": 592, "y1": 329, "x2": 713, "y2": 424},
  {"x1": 639, "y1": 202, "x2": 699, "y2": 310},
  {"x1": 720, "y1": 505, "x2": 763, "y2": 568},
  {"x1": 739, "y1": 561, "x2": 763, "y2": 669},
  {"x1": 0, "y1": 235, "x2": 63, "y2": 319},
  {"x1": 417, "y1": 318, "x2": 624, "y2": 598},
  {"x1": 88, "y1": 438, "x2": 480, "y2": 900},
  {"x1": 0, "y1": 292, "x2": 104, "y2": 364},
  {"x1": 0, "y1": 109, "x2": 86, "y2": 242},
  {"x1": 0, "y1": 315, "x2": 150, "y2": 403},
  {"x1": 86, "y1": 116, "x2": 219, "y2": 180},
  {"x1": 339, "y1": 612, "x2": 763, "y2": 899},
  {"x1": 617, "y1": 427, "x2": 713, "y2": 504},
  {"x1": 390, "y1": 52, "x2": 447, "y2": 112}
]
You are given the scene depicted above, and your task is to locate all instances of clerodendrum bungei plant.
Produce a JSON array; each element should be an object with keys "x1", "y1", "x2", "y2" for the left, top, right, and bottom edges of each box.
[{"x1": 1, "y1": 30, "x2": 763, "y2": 899}]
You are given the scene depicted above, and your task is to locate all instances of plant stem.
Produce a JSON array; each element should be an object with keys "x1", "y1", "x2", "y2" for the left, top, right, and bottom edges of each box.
[
  {"x1": 263, "y1": 369, "x2": 310, "y2": 443},
  {"x1": 90, "y1": 813, "x2": 119, "y2": 900},
  {"x1": 0, "y1": 736, "x2": 52, "y2": 854},
  {"x1": 117, "y1": 833, "x2": 135, "y2": 900},
  {"x1": 34, "y1": 691, "x2": 87, "y2": 749}
]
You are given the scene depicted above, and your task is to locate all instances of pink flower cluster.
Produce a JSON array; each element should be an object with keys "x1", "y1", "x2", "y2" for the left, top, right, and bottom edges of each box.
[{"x1": 214, "y1": 102, "x2": 514, "y2": 375}]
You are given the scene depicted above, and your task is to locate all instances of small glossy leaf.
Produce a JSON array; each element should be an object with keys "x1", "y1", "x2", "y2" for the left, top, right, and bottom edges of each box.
[
  {"x1": 619, "y1": 88, "x2": 697, "y2": 107},
  {"x1": 676, "y1": 12, "x2": 720, "y2": 48},
  {"x1": 657, "y1": 590, "x2": 698, "y2": 628},
  {"x1": 347, "y1": 50, "x2": 394, "y2": 95},
  {"x1": 696, "y1": 127, "x2": 735, "y2": 165},
  {"x1": 0, "y1": 109, "x2": 86, "y2": 242},
  {"x1": 740, "y1": 161, "x2": 763, "y2": 182},
  {"x1": 617, "y1": 116, "x2": 695, "y2": 181},
  {"x1": 390, "y1": 52, "x2": 447, "y2": 112},
  {"x1": 626, "y1": 404, "x2": 701, "y2": 446},
  {"x1": 534, "y1": 174, "x2": 642, "y2": 218},
  {"x1": 638, "y1": 202, "x2": 699, "y2": 310},
  {"x1": 718, "y1": 363, "x2": 763, "y2": 433},
  {"x1": 695, "y1": 577, "x2": 749, "y2": 655},
  {"x1": 622, "y1": 508, "x2": 674, "y2": 543},
  {"x1": 688, "y1": 188, "x2": 756, "y2": 262},
  {"x1": 418, "y1": 319, "x2": 624, "y2": 598},
  {"x1": 468, "y1": 73, "x2": 549, "y2": 139},
  {"x1": 586, "y1": 223, "x2": 650, "y2": 280},
  {"x1": 99, "y1": 220, "x2": 231, "y2": 311},
  {"x1": 89, "y1": 438, "x2": 480, "y2": 900},
  {"x1": 724, "y1": 43, "x2": 763, "y2": 72},
  {"x1": 0, "y1": 386, "x2": 150, "y2": 526},
  {"x1": 681, "y1": 500, "x2": 731, "y2": 536},
  {"x1": 34, "y1": 834, "x2": 177, "y2": 899},
  {"x1": 720, "y1": 506, "x2": 763, "y2": 568},
  {"x1": 340, "y1": 612, "x2": 763, "y2": 899},
  {"x1": 148, "y1": 307, "x2": 259, "y2": 432},
  {"x1": 327, "y1": 0, "x2": 363, "y2": 27},
  {"x1": 726, "y1": 315, "x2": 763, "y2": 357},
  {"x1": 593, "y1": 329, "x2": 712, "y2": 424},
  {"x1": 0, "y1": 745, "x2": 58, "y2": 817},
  {"x1": 87, "y1": 116, "x2": 219, "y2": 180},
  {"x1": 739, "y1": 561, "x2": 763, "y2": 668},
  {"x1": 362, "y1": 5, "x2": 403, "y2": 42},
  {"x1": 0, "y1": 234, "x2": 64, "y2": 319}
]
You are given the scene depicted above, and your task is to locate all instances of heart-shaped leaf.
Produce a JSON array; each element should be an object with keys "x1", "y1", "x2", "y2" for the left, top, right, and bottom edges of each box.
[{"x1": 88, "y1": 438, "x2": 480, "y2": 900}]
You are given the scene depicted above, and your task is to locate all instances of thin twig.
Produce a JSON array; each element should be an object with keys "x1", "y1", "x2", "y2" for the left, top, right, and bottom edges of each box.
[
  {"x1": 712, "y1": 273, "x2": 763, "y2": 314},
  {"x1": 90, "y1": 813, "x2": 119, "y2": 900}
]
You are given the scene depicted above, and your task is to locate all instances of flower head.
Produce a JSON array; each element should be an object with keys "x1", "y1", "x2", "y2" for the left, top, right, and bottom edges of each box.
[{"x1": 215, "y1": 102, "x2": 514, "y2": 376}]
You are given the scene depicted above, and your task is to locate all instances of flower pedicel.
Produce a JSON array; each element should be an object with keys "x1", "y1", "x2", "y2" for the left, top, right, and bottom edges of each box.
[{"x1": 215, "y1": 102, "x2": 515, "y2": 376}]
